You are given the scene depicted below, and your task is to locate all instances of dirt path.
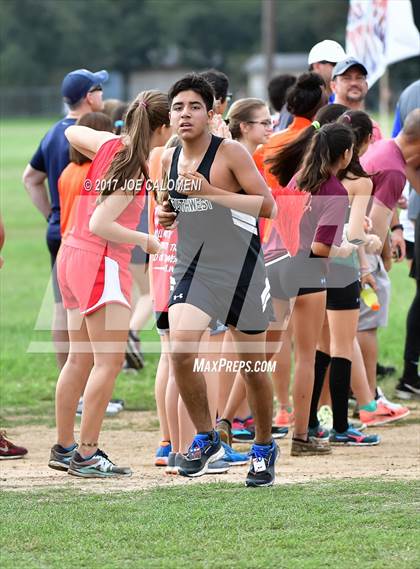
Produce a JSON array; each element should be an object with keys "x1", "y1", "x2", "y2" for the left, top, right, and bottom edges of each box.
[{"x1": 1, "y1": 407, "x2": 419, "y2": 492}]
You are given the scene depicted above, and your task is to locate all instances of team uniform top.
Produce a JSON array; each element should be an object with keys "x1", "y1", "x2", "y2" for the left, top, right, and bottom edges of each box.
[
  {"x1": 264, "y1": 174, "x2": 349, "y2": 263},
  {"x1": 361, "y1": 139, "x2": 406, "y2": 211},
  {"x1": 30, "y1": 117, "x2": 77, "y2": 241},
  {"x1": 64, "y1": 137, "x2": 145, "y2": 265},
  {"x1": 168, "y1": 135, "x2": 265, "y2": 289}
]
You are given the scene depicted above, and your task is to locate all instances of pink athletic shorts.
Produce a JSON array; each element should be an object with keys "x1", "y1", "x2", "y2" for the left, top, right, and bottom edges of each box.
[{"x1": 57, "y1": 244, "x2": 131, "y2": 315}]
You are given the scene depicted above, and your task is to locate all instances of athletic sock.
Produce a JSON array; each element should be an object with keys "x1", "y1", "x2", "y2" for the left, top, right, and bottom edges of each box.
[
  {"x1": 360, "y1": 400, "x2": 377, "y2": 412},
  {"x1": 329, "y1": 357, "x2": 352, "y2": 433},
  {"x1": 308, "y1": 350, "x2": 331, "y2": 429},
  {"x1": 59, "y1": 443, "x2": 77, "y2": 452}
]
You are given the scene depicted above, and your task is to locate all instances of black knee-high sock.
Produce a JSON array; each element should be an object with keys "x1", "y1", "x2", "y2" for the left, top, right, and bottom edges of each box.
[
  {"x1": 329, "y1": 357, "x2": 351, "y2": 433},
  {"x1": 308, "y1": 350, "x2": 331, "y2": 429}
]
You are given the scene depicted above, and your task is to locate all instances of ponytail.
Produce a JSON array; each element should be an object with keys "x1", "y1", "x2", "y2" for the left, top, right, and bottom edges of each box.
[
  {"x1": 297, "y1": 123, "x2": 354, "y2": 194},
  {"x1": 267, "y1": 103, "x2": 349, "y2": 186},
  {"x1": 337, "y1": 110, "x2": 372, "y2": 179},
  {"x1": 100, "y1": 90, "x2": 170, "y2": 200}
]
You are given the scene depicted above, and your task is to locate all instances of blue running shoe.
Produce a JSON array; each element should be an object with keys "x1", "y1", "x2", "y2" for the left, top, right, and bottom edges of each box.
[
  {"x1": 330, "y1": 426, "x2": 380, "y2": 446},
  {"x1": 206, "y1": 459, "x2": 230, "y2": 474},
  {"x1": 308, "y1": 423, "x2": 330, "y2": 440},
  {"x1": 155, "y1": 441, "x2": 172, "y2": 467},
  {"x1": 245, "y1": 440, "x2": 279, "y2": 487},
  {"x1": 222, "y1": 442, "x2": 249, "y2": 466},
  {"x1": 178, "y1": 431, "x2": 224, "y2": 478},
  {"x1": 232, "y1": 428, "x2": 254, "y2": 443}
]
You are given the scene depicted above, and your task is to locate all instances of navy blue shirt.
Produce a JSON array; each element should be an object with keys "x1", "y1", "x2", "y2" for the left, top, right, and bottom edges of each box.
[{"x1": 30, "y1": 117, "x2": 76, "y2": 241}]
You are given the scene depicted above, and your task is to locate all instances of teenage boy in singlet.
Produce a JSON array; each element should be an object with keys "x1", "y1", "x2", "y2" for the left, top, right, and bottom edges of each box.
[{"x1": 158, "y1": 73, "x2": 277, "y2": 487}]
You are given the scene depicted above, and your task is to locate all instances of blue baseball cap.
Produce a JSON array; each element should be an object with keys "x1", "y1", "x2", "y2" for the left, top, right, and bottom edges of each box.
[
  {"x1": 332, "y1": 57, "x2": 368, "y2": 80},
  {"x1": 61, "y1": 69, "x2": 109, "y2": 104}
]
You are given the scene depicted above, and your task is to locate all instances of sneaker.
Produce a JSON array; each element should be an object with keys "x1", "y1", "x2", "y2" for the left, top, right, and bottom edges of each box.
[
  {"x1": 271, "y1": 425, "x2": 289, "y2": 439},
  {"x1": 216, "y1": 419, "x2": 232, "y2": 446},
  {"x1": 206, "y1": 459, "x2": 230, "y2": 474},
  {"x1": 243, "y1": 416, "x2": 254, "y2": 431},
  {"x1": 318, "y1": 405, "x2": 333, "y2": 430},
  {"x1": 348, "y1": 420, "x2": 366, "y2": 431},
  {"x1": 68, "y1": 449, "x2": 132, "y2": 478},
  {"x1": 360, "y1": 401, "x2": 410, "y2": 426},
  {"x1": 0, "y1": 432, "x2": 28, "y2": 460},
  {"x1": 76, "y1": 399, "x2": 121, "y2": 417},
  {"x1": 395, "y1": 379, "x2": 420, "y2": 400},
  {"x1": 178, "y1": 432, "x2": 224, "y2": 478},
  {"x1": 125, "y1": 330, "x2": 145, "y2": 371},
  {"x1": 122, "y1": 360, "x2": 139, "y2": 374},
  {"x1": 376, "y1": 362, "x2": 396, "y2": 378},
  {"x1": 222, "y1": 442, "x2": 249, "y2": 466},
  {"x1": 110, "y1": 399, "x2": 125, "y2": 411},
  {"x1": 245, "y1": 440, "x2": 278, "y2": 487},
  {"x1": 48, "y1": 443, "x2": 77, "y2": 471},
  {"x1": 291, "y1": 437, "x2": 332, "y2": 456},
  {"x1": 155, "y1": 441, "x2": 172, "y2": 467},
  {"x1": 232, "y1": 417, "x2": 246, "y2": 431},
  {"x1": 165, "y1": 451, "x2": 177, "y2": 475},
  {"x1": 232, "y1": 428, "x2": 254, "y2": 443},
  {"x1": 274, "y1": 407, "x2": 294, "y2": 427},
  {"x1": 377, "y1": 387, "x2": 409, "y2": 411},
  {"x1": 330, "y1": 426, "x2": 380, "y2": 446},
  {"x1": 105, "y1": 402, "x2": 122, "y2": 416},
  {"x1": 308, "y1": 423, "x2": 330, "y2": 440}
]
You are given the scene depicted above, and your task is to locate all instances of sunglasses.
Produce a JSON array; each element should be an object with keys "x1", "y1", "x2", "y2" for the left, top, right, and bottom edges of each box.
[{"x1": 88, "y1": 84, "x2": 103, "y2": 93}]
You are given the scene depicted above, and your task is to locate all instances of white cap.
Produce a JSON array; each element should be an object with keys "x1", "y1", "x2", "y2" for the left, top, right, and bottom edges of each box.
[{"x1": 308, "y1": 40, "x2": 346, "y2": 65}]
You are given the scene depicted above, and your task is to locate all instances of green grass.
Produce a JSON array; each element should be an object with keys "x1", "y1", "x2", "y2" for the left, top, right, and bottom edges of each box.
[
  {"x1": 0, "y1": 117, "x2": 415, "y2": 420},
  {"x1": 1, "y1": 480, "x2": 419, "y2": 569}
]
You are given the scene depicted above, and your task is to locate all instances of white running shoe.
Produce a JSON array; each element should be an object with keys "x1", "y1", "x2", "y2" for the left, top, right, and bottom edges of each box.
[{"x1": 318, "y1": 405, "x2": 333, "y2": 430}]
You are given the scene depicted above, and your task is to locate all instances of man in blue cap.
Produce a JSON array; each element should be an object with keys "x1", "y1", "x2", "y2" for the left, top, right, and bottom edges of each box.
[{"x1": 22, "y1": 68, "x2": 108, "y2": 369}]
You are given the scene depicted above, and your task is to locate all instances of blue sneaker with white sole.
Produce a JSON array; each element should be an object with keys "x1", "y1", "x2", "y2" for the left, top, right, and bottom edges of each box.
[
  {"x1": 178, "y1": 431, "x2": 223, "y2": 478},
  {"x1": 245, "y1": 440, "x2": 279, "y2": 487},
  {"x1": 222, "y1": 442, "x2": 249, "y2": 466},
  {"x1": 330, "y1": 426, "x2": 380, "y2": 446}
]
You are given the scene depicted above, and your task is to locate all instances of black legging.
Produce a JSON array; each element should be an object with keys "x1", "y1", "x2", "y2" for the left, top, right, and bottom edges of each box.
[{"x1": 403, "y1": 279, "x2": 420, "y2": 366}]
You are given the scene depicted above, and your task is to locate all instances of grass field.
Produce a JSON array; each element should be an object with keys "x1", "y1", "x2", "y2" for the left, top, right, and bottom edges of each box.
[
  {"x1": 1, "y1": 481, "x2": 419, "y2": 569},
  {"x1": 0, "y1": 118, "x2": 418, "y2": 569}
]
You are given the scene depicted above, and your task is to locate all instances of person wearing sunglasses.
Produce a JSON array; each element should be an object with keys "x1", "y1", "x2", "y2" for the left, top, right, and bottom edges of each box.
[{"x1": 22, "y1": 69, "x2": 109, "y2": 370}]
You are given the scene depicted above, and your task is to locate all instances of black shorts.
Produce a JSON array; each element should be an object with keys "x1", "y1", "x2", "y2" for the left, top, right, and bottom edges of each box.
[
  {"x1": 326, "y1": 280, "x2": 361, "y2": 311},
  {"x1": 168, "y1": 274, "x2": 271, "y2": 334},
  {"x1": 405, "y1": 240, "x2": 414, "y2": 261},
  {"x1": 46, "y1": 235, "x2": 62, "y2": 303},
  {"x1": 266, "y1": 254, "x2": 326, "y2": 300},
  {"x1": 155, "y1": 311, "x2": 169, "y2": 334}
]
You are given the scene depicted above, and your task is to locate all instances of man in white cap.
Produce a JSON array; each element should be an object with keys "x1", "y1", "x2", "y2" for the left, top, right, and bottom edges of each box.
[
  {"x1": 22, "y1": 68, "x2": 108, "y2": 369},
  {"x1": 308, "y1": 39, "x2": 346, "y2": 99}
]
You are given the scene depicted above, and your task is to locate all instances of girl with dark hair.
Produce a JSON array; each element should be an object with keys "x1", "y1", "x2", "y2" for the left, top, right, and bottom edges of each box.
[
  {"x1": 268, "y1": 103, "x2": 349, "y2": 187},
  {"x1": 48, "y1": 91, "x2": 171, "y2": 478},
  {"x1": 265, "y1": 122, "x2": 356, "y2": 455},
  {"x1": 254, "y1": 72, "x2": 328, "y2": 192},
  {"x1": 308, "y1": 110, "x2": 383, "y2": 447}
]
